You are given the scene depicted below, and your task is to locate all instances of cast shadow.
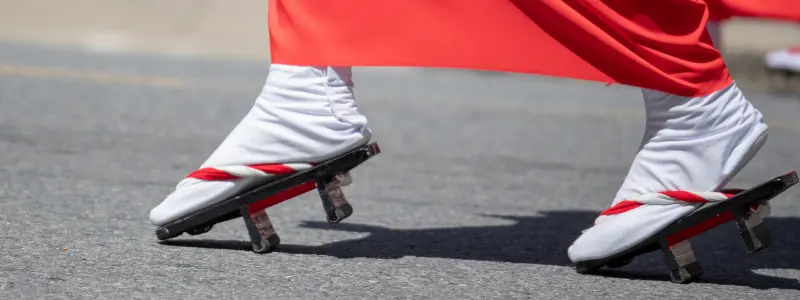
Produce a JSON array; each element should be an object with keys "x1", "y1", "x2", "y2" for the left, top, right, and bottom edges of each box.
[{"x1": 160, "y1": 210, "x2": 800, "y2": 289}]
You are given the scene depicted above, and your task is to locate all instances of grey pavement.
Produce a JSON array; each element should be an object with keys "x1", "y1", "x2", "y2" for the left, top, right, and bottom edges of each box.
[{"x1": 1, "y1": 40, "x2": 800, "y2": 299}]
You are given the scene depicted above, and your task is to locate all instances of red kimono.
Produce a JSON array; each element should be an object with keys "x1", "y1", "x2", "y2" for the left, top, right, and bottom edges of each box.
[{"x1": 268, "y1": 0, "x2": 800, "y2": 98}]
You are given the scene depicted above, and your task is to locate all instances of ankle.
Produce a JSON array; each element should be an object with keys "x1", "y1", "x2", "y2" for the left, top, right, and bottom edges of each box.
[{"x1": 641, "y1": 83, "x2": 764, "y2": 141}]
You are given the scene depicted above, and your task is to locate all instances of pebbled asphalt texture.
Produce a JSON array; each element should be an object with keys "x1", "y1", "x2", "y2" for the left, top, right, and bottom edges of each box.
[{"x1": 0, "y1": 41, "x2": 800, "y2": 299}]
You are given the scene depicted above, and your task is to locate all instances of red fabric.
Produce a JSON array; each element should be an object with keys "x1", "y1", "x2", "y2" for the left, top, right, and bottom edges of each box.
[
  {"x1": 187, "y1": 164, "x2": 299, "y2": 181},
  {"x1": 707, "y1": 0, "x2": 800, "y2": 21},
  {"x1": 248, "y1": 181, "x2": 316, "y2": 213},
  {"x1": 599, "y1": 191, "x2": 736, "y2": 216},
  {"x1": 659, "y1": 191, "x2": 710, "y2": 203},
  {"x1": 666, "y1": 211, "x2": 733, "y2": 246},
  {"x1": 599, "y1": 200, "x2": 643, "y2": 216},
  {"x1": 269, "y1": 0, "x2": 732, "y2": 97}
]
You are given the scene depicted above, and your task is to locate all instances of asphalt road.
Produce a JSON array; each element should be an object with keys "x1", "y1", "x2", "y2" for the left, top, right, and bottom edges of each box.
[{"x1": 1, "y1": 40, "x2": 800, "y2": 299}]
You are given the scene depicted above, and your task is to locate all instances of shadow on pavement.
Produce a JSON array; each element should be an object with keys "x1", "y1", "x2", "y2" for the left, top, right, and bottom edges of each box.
[{"x1": 160, "y1": 210, "x2": 800, "y2": 290}]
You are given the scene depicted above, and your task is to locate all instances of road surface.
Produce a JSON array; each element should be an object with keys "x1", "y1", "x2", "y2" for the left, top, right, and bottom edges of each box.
[{"x1": 1, "y1": 40, "x2": 800, "y2": 299}]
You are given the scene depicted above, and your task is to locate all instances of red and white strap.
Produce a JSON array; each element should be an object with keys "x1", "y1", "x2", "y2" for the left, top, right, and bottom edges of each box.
[
  {"x1": 175, "y1": 163, "x2": 313, "y2": 189},
  {"x1": 595, "y1": 190, "x2": 737, "y2": 224}
]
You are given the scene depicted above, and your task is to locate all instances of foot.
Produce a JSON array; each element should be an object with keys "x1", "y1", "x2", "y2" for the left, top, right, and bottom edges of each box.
[
  {"x1": 568, "y1": 82, "x2": 768, "y2": 263},
  {"x1": 765, "y1": 47, "x2": 800, "y2": 74},
  {"x1": 149, "y1": 65, "x2": 371, "y2": 226}
]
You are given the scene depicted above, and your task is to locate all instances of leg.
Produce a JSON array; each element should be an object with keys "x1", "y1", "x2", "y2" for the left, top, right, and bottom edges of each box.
[
  {"x1": 149, "y1": 64, "x2": 371, "y2": 227},
  {"x1": 706, "y1": 20, "x2": 723, "y2": 51},
  {"x1": 568, "y1": 82, "x2": 770, "y2": 274},
  {"x1": 765, "y1": 47, "x2": 800, "y2": 83}
]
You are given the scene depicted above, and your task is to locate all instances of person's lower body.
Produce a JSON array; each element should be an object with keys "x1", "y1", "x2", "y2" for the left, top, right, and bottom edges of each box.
[
  {"x1": 149, "y1": 66, "x2": 769, "y2": 264},
  {"x1": 706, "y1": 20, "x2": 723, "y2": 49},
  {"x1": 149, "y1": 64, "x2": 371, "y2": 226},
  {"x1": 765, "y1": 47, "x2": 800, "y2": 77},
  {"x1": 563, "y1": 2, "x2": 770, "y2": 265},
  {"x1": 567, "y1": 80, "x2": 768, "y2": 263},
  {"x1": 150, "y1": 1, "x2": 771, "y2": 267}
]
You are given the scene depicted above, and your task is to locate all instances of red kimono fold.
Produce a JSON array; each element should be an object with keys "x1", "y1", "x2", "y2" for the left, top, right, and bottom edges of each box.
[{"x1": 268, "y1": 1, "x2": 794, "y2": 98}]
